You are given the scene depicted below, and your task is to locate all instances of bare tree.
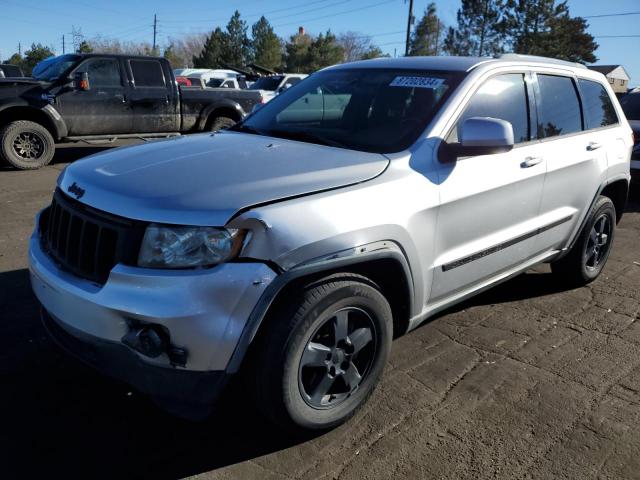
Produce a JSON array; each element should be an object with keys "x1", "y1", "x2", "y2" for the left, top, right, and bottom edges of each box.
[
  {"x1": 338, "y1": 31, "x2": 378, "y2": 62},
  {"x1": 165, "y1": 33, "x2": 208, "y2": 68},
  {"x1": 88, "y1": 35, "x2": 154, "y2": 55}
]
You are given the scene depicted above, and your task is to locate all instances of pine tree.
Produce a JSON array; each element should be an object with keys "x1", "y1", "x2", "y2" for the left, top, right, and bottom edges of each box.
[
  {"x1": 284, "y1": 31, "x2": 313, "y2": 72},
  {"x1": 444, "y1": 0, "x2": 506, "y2": 57},
  {"x1": 306, "y1": 31, "x2": 345, "y2": 72},
  {"x1": 503, "y1": 0, "x2": 597, "y2": 63},
  {"x1": 251, "y1": 16, "x2": 282, "y2": 70},
  {"x1": 409, "y1": 3, "x2": 445, "y2": 56},
  {"x1": 221, "y1": 10, "x2": 251, "y2": 67},
  {"x1": 193, "y1": 28, "x2": 227, "y2": 68},
  {"x1": 23, "y1": 43, "x2": 55, "y2": 75}
]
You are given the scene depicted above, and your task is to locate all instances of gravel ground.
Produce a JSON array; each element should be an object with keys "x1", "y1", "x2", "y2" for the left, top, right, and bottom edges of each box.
[{"x1": 1, "y1": 145, "x2": 639, "y2": 479}]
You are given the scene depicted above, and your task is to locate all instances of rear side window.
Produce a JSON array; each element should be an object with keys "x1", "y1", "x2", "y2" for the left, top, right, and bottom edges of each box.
[
  {"x1": 578, "y1": 79, "x2": 618, "y2": 128},
  {"x1": 537, "y1": 75, "x2": 582, "y2": 138},
  {"x1": 130, "y1": 60, "x2": 165, "y2": 87},
  {"x1": 76, "y1": 58, "x2": 121, "y2": 87},
  {"x1": 451, "y1": 73, "x2": 530, "y2": 144}
]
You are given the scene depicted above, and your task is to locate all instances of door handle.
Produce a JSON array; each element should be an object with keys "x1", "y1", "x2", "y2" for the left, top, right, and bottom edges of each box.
[
  {"x1": 521, "y1": 156, "x2": 543, "y2": 168},
  {"x1": 587, "y1": 142, "x2": 602, "y2": 151}
]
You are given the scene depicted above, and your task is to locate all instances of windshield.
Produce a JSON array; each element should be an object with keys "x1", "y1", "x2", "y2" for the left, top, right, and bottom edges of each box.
[
  {"x1": 235, "y1": 68, "x2": 462, "y2": 154},
  {"x1": 251, "y1": 76, "x2": 284, "y2": 91},
  {"x1": 32, "y1": 54, "x2": 79, "y2": 81},
  {"x1": 620, "y1": 93, "x2": 640, "y2": 121}
]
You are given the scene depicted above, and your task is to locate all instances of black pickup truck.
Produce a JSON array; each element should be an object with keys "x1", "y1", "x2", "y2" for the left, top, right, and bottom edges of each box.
[{"x1": 0, "y1": 54, "x2": 265, "y2": 169}]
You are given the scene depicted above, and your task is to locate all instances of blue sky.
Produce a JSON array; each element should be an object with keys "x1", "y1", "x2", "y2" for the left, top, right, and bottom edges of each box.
[{"x1": 1, "y1": 0, "x2": 638, "y2": 85}]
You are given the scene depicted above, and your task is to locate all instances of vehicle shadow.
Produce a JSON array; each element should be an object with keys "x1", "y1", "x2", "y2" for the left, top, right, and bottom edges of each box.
[
  {"x1": 2, "y1": 192, "x2": 639, "y2": 478},
  {"x1": 0, "y1": 268, "x2": 310, "y2": 479}
]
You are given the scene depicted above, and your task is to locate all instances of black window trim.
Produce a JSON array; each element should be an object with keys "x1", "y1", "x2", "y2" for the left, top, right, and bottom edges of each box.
[
  {"x1": 442, "y1": 69, "x2": 536, "y2": 151},
  {"x1": 127, "y1": 58, "x2": 167, "y2": 89},
  {"x1": 574, "y1": 76, "x2": 620, "y2": 131}
]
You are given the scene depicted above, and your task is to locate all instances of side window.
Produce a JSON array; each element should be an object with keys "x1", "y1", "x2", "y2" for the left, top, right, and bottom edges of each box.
[
  {"x1": 536, "y1": 74, "x2": 582, "y2": 138},
  {"x1": 451, "y1": 73, "x2": 530, "y2": 144},
  {"x1": 287, "y1": 77, "x2": 302, "y2": 87},
  {"x1": 76, "y1": 58, "x2": 121, "y2": 87},
  {"x1": 221, "y1": 80, "x2": 234, "y2": 88},
  {"x1": 129, "y1": 60, "x2": 165, "y2": 88},
  {"x1": 578, "y1": 78, "x2": 618, "y2": 129}
]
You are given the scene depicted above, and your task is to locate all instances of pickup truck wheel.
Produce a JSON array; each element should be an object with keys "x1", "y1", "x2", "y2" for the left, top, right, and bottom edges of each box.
[
  {"x1": 1, "y1": 120, "x2": 55, "y2": 170},
  {"x1": 551, "y1": 196, "x2": 616, "y2": 286},
  {"x1": 251, "y1": 273, "x2": 392, "y2": 433},
  {"x1": 209, "y1": 116, "x2": 236, "y2": 132}
]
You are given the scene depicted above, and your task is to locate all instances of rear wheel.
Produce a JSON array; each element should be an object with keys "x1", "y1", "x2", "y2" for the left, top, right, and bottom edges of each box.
[
  {"x1": 250, "y1": 274, "x2": 392, "y2": 433},
  {"x1": 209, "y1": 116, "x2": 236, "y2": 132},
  {"x1": 0, "y1": 120, "x2": 55, "y2": 170},
  {"x1": 551, "y1": 196, "x2": 616, "y2": 286}
]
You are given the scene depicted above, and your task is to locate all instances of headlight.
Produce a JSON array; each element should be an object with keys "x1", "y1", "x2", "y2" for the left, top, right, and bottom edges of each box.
[{"x1": 138, "y1": 224, "x2": 245, "y2": 268}]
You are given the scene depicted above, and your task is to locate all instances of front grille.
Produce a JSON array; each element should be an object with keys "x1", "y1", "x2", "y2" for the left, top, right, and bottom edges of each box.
[{"x1": 39, "y1": 189, "x2": 145, "y2": 284}]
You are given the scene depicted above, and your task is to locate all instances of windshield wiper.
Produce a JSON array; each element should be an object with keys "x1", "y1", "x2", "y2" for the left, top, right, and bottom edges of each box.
[{"x1": 265, "y1": 129, "x2": 346, "y2": 148}]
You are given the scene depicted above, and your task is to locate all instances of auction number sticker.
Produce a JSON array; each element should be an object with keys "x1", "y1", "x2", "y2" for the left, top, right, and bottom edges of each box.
[{"x1": 389, "y1": 76, "x2": 445, "y2": 89}]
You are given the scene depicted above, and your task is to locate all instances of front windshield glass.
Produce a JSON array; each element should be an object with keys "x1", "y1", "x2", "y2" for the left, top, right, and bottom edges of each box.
[
  {"x1": 251, "y1": 76, "x2": 284, "y2": 91},
  {"x1": 620, "y1": 93, "x2": 640, "y2": 120},
  {"x1": 32, "y1": 55, "x2": 79, "y2": 81},
  {"x1": 236, "y1": 68, "x2": 462, "y2": 153}
]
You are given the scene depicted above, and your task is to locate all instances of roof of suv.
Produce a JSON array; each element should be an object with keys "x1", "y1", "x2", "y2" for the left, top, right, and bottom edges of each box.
[{"x1": 330, "y1": 54, "x2": 589, "y2": 73}]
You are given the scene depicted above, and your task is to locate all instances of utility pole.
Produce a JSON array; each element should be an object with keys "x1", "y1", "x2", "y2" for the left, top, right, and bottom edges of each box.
[
  {"x1": 62, "y1": 35, "x2": 65, "y2": 54},
  {"x1": 152, "y1": 14, "x2": 157, "y2": 53},
  {"x1": 18, "y1": 42, "x2": 21, "y2": 56},
  {"x1": 405, "y1": 0, "x2": 414, "y2": 56}
]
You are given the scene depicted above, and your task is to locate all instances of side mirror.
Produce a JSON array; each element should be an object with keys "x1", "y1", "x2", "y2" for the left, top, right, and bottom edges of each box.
[
  {"x1": 455, "y1": 117, "x2": 514, "y2": 157},
  {"x1": 74, "y1": 71, "x2": 90, "y2": 91}
]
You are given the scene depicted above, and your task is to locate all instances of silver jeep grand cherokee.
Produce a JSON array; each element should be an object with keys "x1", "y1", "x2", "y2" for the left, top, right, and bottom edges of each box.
[{"x1": 30, "y1": 55, "x2": 632, "y2": 431}]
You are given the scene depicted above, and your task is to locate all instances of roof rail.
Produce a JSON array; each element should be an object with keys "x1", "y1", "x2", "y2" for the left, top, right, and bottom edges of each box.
[{"x1": 497, "y1": 53, "x2": 587, "y2": 69}]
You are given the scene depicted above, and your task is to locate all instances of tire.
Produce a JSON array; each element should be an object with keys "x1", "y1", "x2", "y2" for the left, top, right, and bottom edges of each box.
[
  {"x1": 551, "y1": 195, "x2": 616, "y2": 286},
  {"x1": 0, "y1": 120, "x2": 55, "y2": 170},
  {"x1": 250, "y1": 273, "x2": 393, "y2": 433},
  {"x1": 209, "y1": 116, "x2": 236, "y2": 132}
]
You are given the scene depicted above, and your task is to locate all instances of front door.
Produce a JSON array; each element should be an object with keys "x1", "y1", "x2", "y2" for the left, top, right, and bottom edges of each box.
[
  {"x1": 431, "y1": 72, "x2": 546, "y2": 302},
  {"x1": 57, "y1": 57, "x2": 131, "y2": 135}
]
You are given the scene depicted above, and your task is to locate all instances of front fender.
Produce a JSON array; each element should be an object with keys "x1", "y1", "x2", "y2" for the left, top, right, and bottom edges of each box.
[
  {"x1": 225, "y1": 240, "x2": 415, "y2": 373},
  {"x1": 0, "y1": 102, "x2": 68, "y2": 139}
]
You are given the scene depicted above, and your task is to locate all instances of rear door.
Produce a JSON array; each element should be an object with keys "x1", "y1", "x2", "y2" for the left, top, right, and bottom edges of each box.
[
  {"x1": 431, "y1": 71, "x2": 547, "y2": 301},
  {"x1": 531, "y1": 72, "x2": 612, "y2": 254},
  {"x1": 127, "y1": 58, "x2": 179, "y2": 133},
  {"x1": 57, "y1": 57, "x2": 131, "y2": 135}
]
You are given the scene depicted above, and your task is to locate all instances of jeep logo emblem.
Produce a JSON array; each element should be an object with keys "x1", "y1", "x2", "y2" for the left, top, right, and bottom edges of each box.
[{"x1": 67, "y1": 182, "x2": 85, "y2": 199}]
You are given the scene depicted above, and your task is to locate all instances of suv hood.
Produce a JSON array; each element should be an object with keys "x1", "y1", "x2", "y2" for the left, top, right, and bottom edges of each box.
[{"x1": 58, "y1": 131, "x2": 389, "y2": 226}]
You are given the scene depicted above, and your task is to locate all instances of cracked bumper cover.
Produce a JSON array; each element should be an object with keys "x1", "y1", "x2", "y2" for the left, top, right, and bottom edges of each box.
[{"x1": 29, "y1": 225, "x2": 277, "y2": 409}]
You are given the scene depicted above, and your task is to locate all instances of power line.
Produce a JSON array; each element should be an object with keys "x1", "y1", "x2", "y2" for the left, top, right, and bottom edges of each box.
[
  {"x1": 273, "y1": 0, "x2": 398, "y2": 28},
  {"x1": 595, "y1": 34, "x2": 640, "y2": 38},
  {"x1": 584, "y1": 11, "x2": 640, "y2": 19},
  {"x1": 160, "y1": 0, "x2": 341, "y2": 24}
]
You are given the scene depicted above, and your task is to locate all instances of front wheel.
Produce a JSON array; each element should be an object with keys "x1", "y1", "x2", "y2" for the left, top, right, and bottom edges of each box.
[
  {"x1": 251, "y1": 274, "x2": 392, "y2": 433},
  {"x1": 551, "y1": 195, "x2": 616, "y2": 286},
  {"x1": 0, "y1": 120, "x2": 55, "y2": 170}
]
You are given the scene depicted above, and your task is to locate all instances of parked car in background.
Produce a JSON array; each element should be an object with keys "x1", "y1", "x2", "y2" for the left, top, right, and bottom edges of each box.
[
  {"x1": 620, "y1": 91, "x2": 640, "y2": 176},
  {"x1": 30, "y1": 55, "x2": 631, "y2": 432},
  {"x1": 0, "y1": 54, "x2": 264, "y2": 169},
  {"x1": 249, "y1": 73, "x2": 308, "y2": 102},
  {"x1": 0, "y1": 64, "x2": 25, "y2": 78},
  {"x1": 173, "y1": 68, "x2": 249, "y2": 89}
]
